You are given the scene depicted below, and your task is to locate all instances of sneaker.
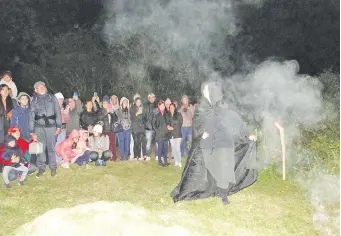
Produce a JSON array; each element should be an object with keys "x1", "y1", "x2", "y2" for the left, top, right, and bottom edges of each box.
[
  {"x1": 4, "y1": 183, "x2": 11, "y2": 188},
  {"x1": 179, "y1": 163, "x2": 182, "y2": 168},
  {"x1": 85, "y1": 164, "x2": 91, "y2": 169},
  {"x1": 146, "y1": 156, "x2": 150, "y2": 161},
  {"x1": 164, "y1": 162, "x2": 170, "y2": 167},
  {"x1": 155, "y1": 156, "x2": 158, "y2": 160},
  {"x1": 158, "y1": 163, "x2": 165, "y2": 167},
  {"x1": 18, "y1": 181, "x2": 25, "y2": 186},
  {"x1": 36, "y1": 169, "x2": 44, "y2": 178},
  {"x1": 61, "y1": 162, "x2": 70, "y2": 169},
  {"x1": 51, "y1": 169, "x2": 57, "y2": 177}
]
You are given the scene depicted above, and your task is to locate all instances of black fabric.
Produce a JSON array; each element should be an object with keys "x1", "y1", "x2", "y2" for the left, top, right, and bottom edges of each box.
[
  {"x1": 170, "y1": 137, "x2": 258, "y2": 202},
  {"x1": 80, "y1": 110, "x2": 99, "y2": 129},
  {"x1": 89, "y1": 151, "x2": 99, "y2": 161},
  {"x1": 142, "y1": 101, "x2": 157, "y2": 130},
  {"x1": 101, "y1": 150, "x2": 112, "y2": 161},
  {"x1": 166, "y1": 111, "x2": 183, "y2": 138},
  {"x1": 130, "y1": 105, "x2": 145, "y2": 133},
  {"x1": 153, "y1": 110, "x2": 171, "y2": 141}
]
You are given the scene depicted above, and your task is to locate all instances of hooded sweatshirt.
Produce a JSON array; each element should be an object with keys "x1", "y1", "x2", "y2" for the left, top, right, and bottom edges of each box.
[
  {"x1": 11, "y1": 92, "x2": 31, "y2": 140},
  {"x1": 88, "y1": 134, "x2": 110, "y2": 157},
  {"x1": 117, "y1": 97, "x2": 131, "y2": 130},
  {"x1": 56, "y1": 129, "x2": 80, "y2": 162},
  {"x1": 2, "y1": 135, "x2": 26, "y2": 167},
  {"x1": 0, "y1": 80, "x2": 18, "y2": 98}
]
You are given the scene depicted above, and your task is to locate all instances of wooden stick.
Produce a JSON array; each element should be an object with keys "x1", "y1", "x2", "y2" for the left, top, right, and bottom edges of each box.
[{"x1": 275, "y1": 122, "x2": 286, "y2": 180}]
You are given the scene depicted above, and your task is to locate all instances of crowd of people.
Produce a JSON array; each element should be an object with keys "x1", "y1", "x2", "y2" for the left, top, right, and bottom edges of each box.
[{"x1": 0, "y1": 71, "x2": 197, "y2": 188}]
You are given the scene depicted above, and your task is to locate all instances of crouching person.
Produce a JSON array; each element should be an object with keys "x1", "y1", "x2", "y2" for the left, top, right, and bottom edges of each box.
[
  {"x1": 29, "y1": 81, "x2": 62, "y2": 178},
  {"x1": 2, "y1": 135, "x2": 29, "y2": 188},
  {"x1": 73, "y1": 130, "x2": 91, "y2": 168},
  {"x1": 88, "y1": 124, "x2": 112, "y2": 166},
  {"x1": 56, "y1": 129, "x2": 80, "y2": 168}
]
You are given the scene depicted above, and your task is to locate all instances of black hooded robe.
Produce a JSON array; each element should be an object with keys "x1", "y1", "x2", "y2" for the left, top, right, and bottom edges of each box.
[{"x1": 171, "y1": 81, "x2": 258, "y2": 202}]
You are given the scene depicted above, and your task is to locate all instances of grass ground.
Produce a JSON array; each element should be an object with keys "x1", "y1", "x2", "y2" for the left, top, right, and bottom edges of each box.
[{"x1": 0, "y1": 158, "x2": 319, "y2": 236}]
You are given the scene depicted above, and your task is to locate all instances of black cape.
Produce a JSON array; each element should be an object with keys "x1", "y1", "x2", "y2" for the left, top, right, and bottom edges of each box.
[{"x1": 171, "y1": 137, "x2": 258, "y2": 202}]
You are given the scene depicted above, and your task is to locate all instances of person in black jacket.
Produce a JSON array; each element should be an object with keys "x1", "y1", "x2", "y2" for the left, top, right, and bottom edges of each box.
[
  {"x1": 166, "y1": 103, "x2": 183, "y2": 167},
  {"x1": 142, "y1": 93, "x2": 157, "y2": 160},
  {"x1": 130, "y1": 97, "x2": 146, "y2": 160},
  {"x1": 153, "y1": 100, "x2": 171, "y2": 167},
  {"x1": 96, "y1": 95, "x2": 119, "y2": 161},
  {"x1": 80, "y1": 100, "x2": 99, "y2": 133}
]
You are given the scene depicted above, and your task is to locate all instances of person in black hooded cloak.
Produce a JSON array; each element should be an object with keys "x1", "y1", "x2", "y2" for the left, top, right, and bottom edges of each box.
[{"x1": 171, "y1": 80, "x2": 258, "y2": 205}]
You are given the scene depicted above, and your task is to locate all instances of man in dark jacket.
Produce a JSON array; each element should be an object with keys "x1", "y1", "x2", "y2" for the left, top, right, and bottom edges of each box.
[
  {"x1": 29, "y1": 81, "x2": 62, "y2": 178},
  {"x1": 142, "y1": 93, "x2": 157, "y2": 160},
  {"x1": 130, "y1": 97, "x2": 146, "y2": 160}
]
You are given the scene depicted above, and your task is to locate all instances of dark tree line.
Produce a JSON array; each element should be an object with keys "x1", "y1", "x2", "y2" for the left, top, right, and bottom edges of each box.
[{"x1": 0, "y1": 0, "x2": 339, "y2": 100}]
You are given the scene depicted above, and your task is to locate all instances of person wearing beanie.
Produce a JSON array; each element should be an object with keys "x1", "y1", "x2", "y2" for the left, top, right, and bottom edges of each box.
[
  {"x1": 97, "y1": 95, "x2": 118, "y2": 161},
  {"x1": 1, "y1": 135, "x2": 29, "y2": 188},
  {"x1": 11, "y1": 92, "x2": 31, "y2": 140},
  {"x1": 29, "y1": 81, "x2": 62, "y2": 178},
  {"x1": 88, "y1": 124, "x2": 111, "y2": 166}
]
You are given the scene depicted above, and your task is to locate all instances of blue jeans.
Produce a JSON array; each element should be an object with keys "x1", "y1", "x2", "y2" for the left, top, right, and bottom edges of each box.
[
  {"x1": 157, "y1": 140, "x2": 169, "y2": 164},
  {"x1": 145, "y1": 130, "x2": 158, "y2": 157},
  {"x1": 75, "y1": 151, "x2": 90, "y2": 166},
  {"x1": 118, "y1": 129, "x2": 131, "y2": 160},
  {"x1": 180, "y1": 126, "x2": 192, "y2": 156},
  {"x1": 55, "y1": 129, "x2": 66, "y2": 163}
]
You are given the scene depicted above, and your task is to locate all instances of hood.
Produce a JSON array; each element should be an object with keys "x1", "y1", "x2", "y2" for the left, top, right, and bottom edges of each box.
[
  {"x1": 68, "y1": 129, "x2": 80, "y2": 140},
  {"x1": 110, "y1": 95, "x2": 119, "y2": 105},
  {"x1": 120, "y1": 97, "x2": 130, "y2": 109},
  {"x1": 201, "y1": 81, "x2": 223, "y2": 105},
  {"x1": 17, "y1": 92, "x2": 31, "y2": 106},
  {"x1": 4, "y1": 135, "x2": 17, "y2": 146}
]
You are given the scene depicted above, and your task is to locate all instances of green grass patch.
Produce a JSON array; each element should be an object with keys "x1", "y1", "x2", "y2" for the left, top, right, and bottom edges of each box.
[{"x1": 0, "y1": 160, "x2": 319, "y2": 236}]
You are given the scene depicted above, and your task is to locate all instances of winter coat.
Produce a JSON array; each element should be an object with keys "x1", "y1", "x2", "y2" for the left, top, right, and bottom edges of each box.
[
  {"x1": 11, "y1": 105, "x2": 30, "y2": 140},
  {"x1": 88, "y1": 134, "x2": 110, "y2": 157},
  {"x1": 80, "y1": 110, "x2": 99, "y2": 130},
  {"x1": 130, "y1": 105, "x2": 144, "y2": 134},
  {"x1": 142, "y1": 101, "x2": 157, "y2": 130},
  {"x1": 153, "y1": 109, "x2": 171, "y2": 141},
  {"x1": 66, "y1": 99, "x2": 83, "y2": 136},
  {"x1": 28, "y1": 93, "x2": 62, "y2": 133},
  {"x1": 117, "y1": 97, "x2": 131, "y2": 130},
  {"x1": 56, "y1": 129, "x2": 80, "y2": 162},
  {"x1": 97, "y1": 109, "x2": 119, "y2": 133},
  {"x1": 166, "y1": 111, "x2": 183, "y2": 139}
]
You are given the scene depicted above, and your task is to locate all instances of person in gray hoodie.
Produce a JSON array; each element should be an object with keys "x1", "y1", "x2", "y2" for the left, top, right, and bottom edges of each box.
[
  {"x1": 117, "y1": 97, "x2": 131, "y2": 161},
  {"x1": 29, "y1": 81, "x2": 62, "y2": 178}
]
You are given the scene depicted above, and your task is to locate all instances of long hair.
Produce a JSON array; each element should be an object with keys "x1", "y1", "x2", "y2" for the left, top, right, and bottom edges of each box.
[{"x1": 0, "y1": 84, "x2": 13, "y2": 113}]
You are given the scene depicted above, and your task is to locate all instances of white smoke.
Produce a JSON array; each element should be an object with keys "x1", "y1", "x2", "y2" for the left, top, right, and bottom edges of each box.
[{"x1": 101, "y1": 1, "x2": 339, "y2": 235}]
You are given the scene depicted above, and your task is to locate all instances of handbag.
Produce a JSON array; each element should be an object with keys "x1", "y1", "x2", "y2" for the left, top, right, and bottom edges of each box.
[
  {"x1": 29, "y1": 142, "x2": 44, "y2": 155},
  {"x1": 111, "y1": 122, "x2": 124, "y2": 133}
]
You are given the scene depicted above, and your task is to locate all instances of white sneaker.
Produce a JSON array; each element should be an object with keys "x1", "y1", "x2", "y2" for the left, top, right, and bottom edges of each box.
[
  {"x1": 155, "y1": 156, "x2": 158, "y2": 161},
  {"x1": 85, "y1": 164, "x2": 91, "y2": 169},
  {"x1": 146, "y1": 156, "x2": 150, "y2": 161},
  {"x1": 179, "y1": 163, "x2": 182, "y2": 168},
  {"x1": 61, "y1": 162, "x2": 70, "y2": 169}
]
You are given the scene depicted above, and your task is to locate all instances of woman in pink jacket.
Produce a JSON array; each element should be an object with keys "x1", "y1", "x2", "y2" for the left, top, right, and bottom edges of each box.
[
  {"x1": 56, "y1": 129, "x2": 80, "y2": 168},
  {"x1": 56, "y1": 129, "x2": 92, "y2": 169}
]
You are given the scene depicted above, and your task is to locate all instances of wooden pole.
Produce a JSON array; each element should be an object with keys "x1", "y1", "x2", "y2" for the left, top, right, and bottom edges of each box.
[{"x1": 275, "y1": 122, "x2": 286, "y2": 180}]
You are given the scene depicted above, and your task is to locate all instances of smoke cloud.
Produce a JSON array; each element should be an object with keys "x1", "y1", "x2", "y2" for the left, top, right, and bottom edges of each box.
[{"x1": 101, "y1": 1, "x2": 339, "y2": 235}]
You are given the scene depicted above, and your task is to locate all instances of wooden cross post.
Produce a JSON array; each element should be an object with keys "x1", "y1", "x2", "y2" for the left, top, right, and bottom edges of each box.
[{"x1": 275, "y1": 122, "x2": 286, "y2": 180}]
